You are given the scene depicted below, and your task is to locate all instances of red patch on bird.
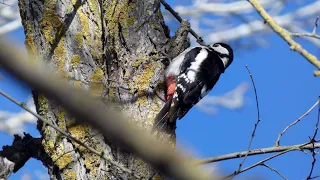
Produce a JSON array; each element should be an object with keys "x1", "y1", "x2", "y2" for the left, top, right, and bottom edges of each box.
[{"x1": 166, "y1": 76, "x2": 176, "y2": 102}]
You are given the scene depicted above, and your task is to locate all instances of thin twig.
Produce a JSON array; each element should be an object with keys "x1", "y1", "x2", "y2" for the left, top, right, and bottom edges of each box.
[
  {"x1": 225, "y1": 141, "x2": 318, "y2": 179},
  {"x1": 159, "y1": 0, "x2": 206, "y2": 46},
  {"x1": 261, "y1": 163, "x2": 288, "y2": 180},
  {"x1": 306, "y1": 95, "x2": 320, "y2": 180},
  {"x1": 237, "y1": 65, "x2": 261, "y2": 172},
  {"x1": 291, "y1": 16, "x2": 320, "y2": 40},
  {"x1": 290, "y1": 33, "x2": 320, "y2": 40},
  {"x1": 0, "y1": 89, "x2": 135, "y2": 176},
  {"x1": 307, "y1": 142, "x2": 317, "y2": 180},
  {"x1": 196, "y1": 142, "x2": 320, "y2": 165},
  {"x1": 53, "y1": 132, "x2": 101, "y2": 164},
  {"x1": 275, "y1": 100, "x2": 319, "y2": 146},
  {"x1": 247, "y1": 0, "x2": 320, "y2": 76},
  {"x1": 312, "y1": 17, "x2": 319, "y2": 34},
  {"x1": 309, "y1": 175, "x2": 320, "y2": 179},
  {"x1": 226, "y1": 150, "x2": 292, "y2": 179}
]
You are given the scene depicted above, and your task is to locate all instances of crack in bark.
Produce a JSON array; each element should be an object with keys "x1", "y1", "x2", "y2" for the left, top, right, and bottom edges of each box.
[
  {"x1": 118, "y1": 22, "x2": 130, "y2": 52},
  {"x1": 147, "y1": 32, "x2": 157, "y2": 50}
]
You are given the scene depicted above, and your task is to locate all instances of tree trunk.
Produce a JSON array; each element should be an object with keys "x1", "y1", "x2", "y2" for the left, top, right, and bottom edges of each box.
[{"x1": 17, "y1": 0, "x2": 189, "y2": 179}]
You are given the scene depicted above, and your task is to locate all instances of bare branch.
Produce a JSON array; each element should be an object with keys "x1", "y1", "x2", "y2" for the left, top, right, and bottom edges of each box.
[
  {"x1": 225, "y1": 141, "x2": 317, "y2": 179},
  {"x1": 261, "y1": 163, "x2": 288, "y2": 180},
  {"x1": 309, "y1": 175, "x2": 320, "y2": 180},
  {"x1": 159, "y1": 0, "x2": 206, "y2": 46},
  {"x1": 306, "y1": 95, "x2": 320, "y2": 180},
  {"x1": 0, "y1": 39, "x2": 213, "y2": 180},
  {"x1": 196, "y1": 142, "x2": 320, "y2": 165},
  {"x1": 237, "y1": 65, "x2": 261, "y2": 171},
  {"x1": 275, "y1": 100, "x2": 319, "y2": 146},
  {"x1": 247, "y1": 0, "x2": 320, "y2": 76}
]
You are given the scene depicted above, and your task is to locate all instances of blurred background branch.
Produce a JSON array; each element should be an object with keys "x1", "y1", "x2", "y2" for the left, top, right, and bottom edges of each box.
[{"x1": 0, "y1": 39, "x2": 213, "y2": 180}]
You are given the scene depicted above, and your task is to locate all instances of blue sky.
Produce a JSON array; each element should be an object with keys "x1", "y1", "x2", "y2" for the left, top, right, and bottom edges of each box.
[{"x1": 1, "y1": 1, "x2": 320, "y2": 179}]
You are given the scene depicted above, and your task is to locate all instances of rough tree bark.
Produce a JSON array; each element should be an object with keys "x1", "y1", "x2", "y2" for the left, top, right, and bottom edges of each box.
[{"x1": 0, "y1": 0, "x2": 189, "y2": 179}]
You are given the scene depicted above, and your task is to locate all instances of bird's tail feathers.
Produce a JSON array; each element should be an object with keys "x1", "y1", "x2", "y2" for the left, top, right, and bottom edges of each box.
[{"x1": 152, "y1": 97, "x2": 176, "y2": 133}]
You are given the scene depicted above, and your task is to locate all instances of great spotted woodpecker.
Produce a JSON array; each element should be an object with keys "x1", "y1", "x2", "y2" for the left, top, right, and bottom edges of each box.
[{"x1": 153, "y1": 43, "x2": 234, "y2": 132}]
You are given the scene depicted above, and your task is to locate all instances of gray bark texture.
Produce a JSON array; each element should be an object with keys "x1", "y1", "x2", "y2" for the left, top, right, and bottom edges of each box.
[{"x1": 0, "y1": 0, "x2": 191, "y2": 179}]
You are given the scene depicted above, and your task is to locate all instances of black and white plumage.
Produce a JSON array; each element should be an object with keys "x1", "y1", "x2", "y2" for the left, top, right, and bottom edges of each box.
[{"x1": 153, "y1": 43, "x2": 234, "y2": 132}]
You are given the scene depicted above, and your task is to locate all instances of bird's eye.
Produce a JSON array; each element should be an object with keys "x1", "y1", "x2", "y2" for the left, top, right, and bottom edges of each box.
[{"x1": 212, "y1": 44, "x2": 219, "y2": 47}]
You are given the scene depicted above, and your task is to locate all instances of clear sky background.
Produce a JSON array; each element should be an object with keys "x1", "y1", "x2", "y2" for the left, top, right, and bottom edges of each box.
[{"x1": 1, "y1": 0, "x2": 320, "y2": 179}]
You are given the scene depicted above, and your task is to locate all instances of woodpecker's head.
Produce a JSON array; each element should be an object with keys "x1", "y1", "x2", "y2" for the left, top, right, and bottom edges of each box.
[{"x1": 209, "y1": 43, "x2": 234, "y2": 69}]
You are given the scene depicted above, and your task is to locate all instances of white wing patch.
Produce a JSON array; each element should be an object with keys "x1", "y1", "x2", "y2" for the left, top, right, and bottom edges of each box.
[
  {"x1": 178, "y1": 74, "x2": 190, "y2": 83},
  {"x1": 173, "y1": 92, "x2": 178, "y2": 98},
  {"x1": 165, "y1": 47, "x2": 196, "y2": 77},
  {"x1": 177, "y1": 84, "x2": 186, "y2": 92},
  {"x1": 186, "y1": 49, "x2": 208, "y2": 82}
]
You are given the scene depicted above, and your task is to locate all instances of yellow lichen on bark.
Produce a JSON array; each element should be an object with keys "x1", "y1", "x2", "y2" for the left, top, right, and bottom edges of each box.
[
  {"x1": 25, "y1": 33, "x2": 36, "y2": 55},
  {"x1": 83, "y1": 153, "x2": 100, "y2": 176},
  {"x1": 57, "y1": 109, "x2": 67, "y2": 131},
  {"x1": 133, "y1": 62, "x2": 158, "y2": 95},
  {"x1": 78, "y1": 8, "x2": 91, "y2": 45},
  {"x1": 40, "y1": 0, "x2": 64, "y2": 45},
  {"x1": 52, "y1": 149, "x2": 73, "y2": 169},
  {"x1": 42, "y1": 128, "x2": 73, "y2": 169},
  {"x1": 75, "y1": 32, "x2": 83, "y2": 48},
  {"x1": 87, "y1": 0, "x2": 102, "y2": 33},
  {"x1": 68, "y1": 124, "x2": 102, "y2": 178},
  {"x1": 132, "y1": 56, "x2": 147, "y2": 67},
  {"x1": 63, "y1": 170, "x2": 77, "y2": 180},
  {"x1": 136, "y1": 96, "x2": 149, "y2": 107},
  {"x1": 105, "y1": 0, "x2": 136, "y2": 39},
  {"x1": 91, "y1": 67, "x2": 104, "y2": 82},
  {"x1": 42, "y1": 136, "x2": 55, "y2": 154},
  {"x1": 37, "y1": 94, "x2": 49, "y2": 116},
  {"x1": 108, "y1": 87, "x2": 115, "y2": 99},
  {"x1": 68, "y1": 125, "x2": 91, "y2": 141},
  {"x1": 71, "y1": 55, "x2": 81, "y2": 67},
  {"x1": 53, "y1": 38, "x2": 67, "y2": 77}
]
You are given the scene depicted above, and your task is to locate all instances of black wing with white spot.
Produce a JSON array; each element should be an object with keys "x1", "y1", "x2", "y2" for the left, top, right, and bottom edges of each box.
[{"x1": 179, "y1": 47, "x2": 202, "y2": 73}]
